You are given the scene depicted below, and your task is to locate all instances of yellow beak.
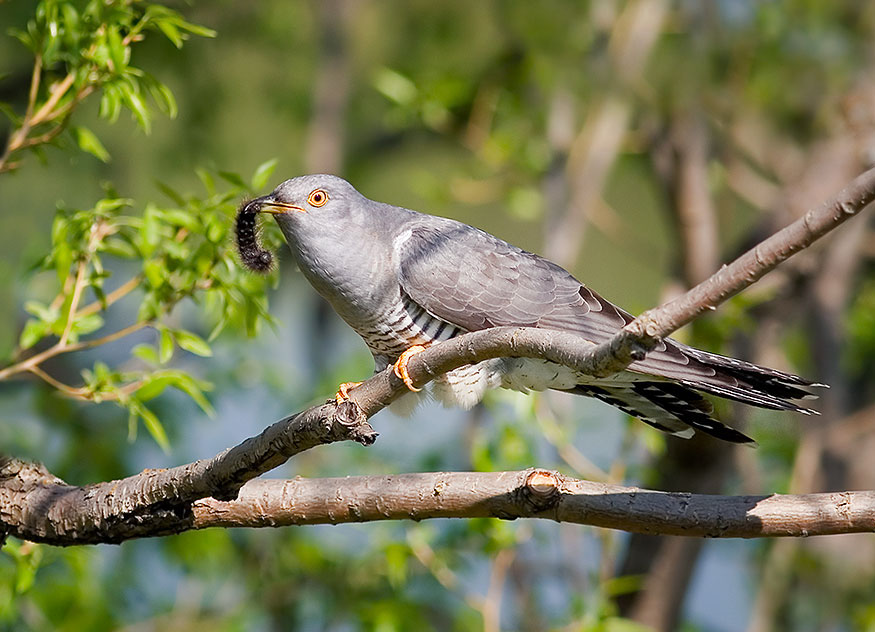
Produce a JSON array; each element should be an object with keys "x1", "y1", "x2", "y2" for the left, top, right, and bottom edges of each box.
[{"x1": 256, "y1": 200, "x2": 306, "y2": 215}]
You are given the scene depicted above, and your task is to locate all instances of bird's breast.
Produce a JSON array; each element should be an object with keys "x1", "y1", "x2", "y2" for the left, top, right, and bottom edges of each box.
[{"x1": 352, "y1": 291, "x2": 463, "y2": 361}]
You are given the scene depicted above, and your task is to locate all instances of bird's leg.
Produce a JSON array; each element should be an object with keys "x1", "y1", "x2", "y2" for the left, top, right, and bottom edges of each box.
[
  {"x1": 393, "y1": 345, "x2": 427, "y2": 392},
  {"x1": 334, "y1": 381, "x2": 363, "y2": 404}
]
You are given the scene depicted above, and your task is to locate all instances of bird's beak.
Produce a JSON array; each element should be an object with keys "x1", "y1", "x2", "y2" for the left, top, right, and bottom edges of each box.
[{"x1": 247, "y1": 195, "x2": 305, "y2": 215}]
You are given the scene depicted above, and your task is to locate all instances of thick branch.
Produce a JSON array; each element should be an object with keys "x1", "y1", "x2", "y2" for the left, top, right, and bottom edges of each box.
[
  {"x1": 0, "y1": 403, "x2": 378, "y2": 544},
  {"x1": 192, "y1": 471, "x2": 875, "y2": 538},
  {"x1": 6, "y1": 467, "x2": 873, "y2": 545}
]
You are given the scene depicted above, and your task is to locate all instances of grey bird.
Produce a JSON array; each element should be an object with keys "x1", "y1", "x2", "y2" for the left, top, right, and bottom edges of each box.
[{"x1": 239, "y1": 174, "x2": 821, "y2": 444}]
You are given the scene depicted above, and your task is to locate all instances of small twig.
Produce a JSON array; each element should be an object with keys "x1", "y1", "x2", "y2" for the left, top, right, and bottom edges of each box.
[
  {"x1": 76, "y1": 276, "x2": 142, "y2": 318},
  {"x1": 24, "y1": 55, "x2": 42, "y2": 121},
  {"x1": 25, "y1": 366, "x2": 85, "y2": 398},
  {"x1": 17, "y1": 124, "x2": 68, "y2": 151},
  {"x1": 58, "y1": 259, "x2": 89, "y2": 347},
  {"x1": 0, "y1": 321, "x2": 149, "y2": 382},
  {"x1": 26, "y1": 365, "x2": 145, "y2": 403},
  {"x1": 27, "y1": 73, "x2": 75, "y2": 129},
  {"x1": 0, "y1": 57, "x2": 43, "y2": 171}
]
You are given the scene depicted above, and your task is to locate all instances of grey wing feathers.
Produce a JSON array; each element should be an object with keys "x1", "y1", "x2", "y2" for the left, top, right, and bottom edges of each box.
[
  {"x1": 397, "y1": 218, "x2": 819, "y2": 427},
  {"x1": 398, "y1": 221, "x2": 628, "y2": 338}
]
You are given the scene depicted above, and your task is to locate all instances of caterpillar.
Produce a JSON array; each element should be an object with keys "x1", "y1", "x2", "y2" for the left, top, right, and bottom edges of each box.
[{"x1": 235, "y1": 199, "x2": 275, "y2": 273}]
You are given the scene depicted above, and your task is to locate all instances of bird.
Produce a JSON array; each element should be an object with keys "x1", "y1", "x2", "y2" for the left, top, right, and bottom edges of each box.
[{"x1": 236, "y1": 174, "x2": 822, "y2": 444}]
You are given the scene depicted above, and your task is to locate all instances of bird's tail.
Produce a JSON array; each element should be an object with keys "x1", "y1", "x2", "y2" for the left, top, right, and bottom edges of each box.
[
  {"x1": 571, "y1": 383, "x2": 757, "y2": 444},
  {"x1": 677, "y1": 346, "x2": 824, "y2": 412}
]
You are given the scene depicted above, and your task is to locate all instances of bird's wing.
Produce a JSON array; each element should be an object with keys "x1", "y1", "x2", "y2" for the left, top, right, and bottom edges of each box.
[
  {"x1": 397, "y1": 220, "x2": 817, "y2": 409},
  {"x1": 397, "y1": 220, "x2": 630, "y2": 338}
]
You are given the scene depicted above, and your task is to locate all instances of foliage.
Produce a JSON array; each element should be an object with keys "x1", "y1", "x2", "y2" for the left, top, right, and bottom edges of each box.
[
  {"x1": 1, "y1": 0, "x2": 214, "y2": 173},
  {"x1": 3, "y1": 162, "x2": 280, "y2": 448}
]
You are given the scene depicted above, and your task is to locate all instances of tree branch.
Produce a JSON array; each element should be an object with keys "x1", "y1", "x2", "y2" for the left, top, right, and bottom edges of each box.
[
  {"x1": 586, "y1": 164, "x2": 875, "y2": 374},
  {"x1": 193, "y1": 471, "x2": 875, "y2": 537},
  {"x1": 1, "y1": 164, "x2": 874, "y2": 546}
]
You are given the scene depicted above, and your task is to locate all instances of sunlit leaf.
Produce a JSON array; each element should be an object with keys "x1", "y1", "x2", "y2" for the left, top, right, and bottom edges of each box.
[
  {"x1": 131, "y1": 343, "x2": 159, "y2": 364},
  {"x1": 73, "y1": 126, "x2": 110, "y2": 162},
  {"x1": 373, "y1": 67, "x2": 418, "y2": 105},
  {"x1": 251, "y1": 158, "x2": 279, "y2": 191},
  {"x1": 72, "y1": 313, "x2": 104, "y2": 336},
  {"x1": 173, "y1": 329, "x2": 212, "y2": 357},
  {"x1": 159, "y1": 326, "x2": 174, "y2": 364},
  {"x1": 132, "y1": 400, "x2": 170, "y2": 452},
  {"x1": 19, "y1": 320, "x2": 49, "y2": 350}
]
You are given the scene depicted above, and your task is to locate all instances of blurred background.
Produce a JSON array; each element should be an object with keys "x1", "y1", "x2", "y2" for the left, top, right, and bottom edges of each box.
[{"x1": 1, "y1": 1, "x2": 875, "y2": 630}]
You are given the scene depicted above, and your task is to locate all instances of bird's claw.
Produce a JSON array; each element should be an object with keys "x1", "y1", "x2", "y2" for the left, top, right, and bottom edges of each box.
[
  {"x1": 335, "y1": 381, "x2": 363, "y2": 404},
  {"x1": 393, "y1": 345, "x2": 426, "y2": 392}
]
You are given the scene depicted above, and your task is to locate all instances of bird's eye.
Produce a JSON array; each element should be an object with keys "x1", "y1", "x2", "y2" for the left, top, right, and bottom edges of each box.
[{"x1": 307, "y1": 189, "x2": 329, "y2": 207}]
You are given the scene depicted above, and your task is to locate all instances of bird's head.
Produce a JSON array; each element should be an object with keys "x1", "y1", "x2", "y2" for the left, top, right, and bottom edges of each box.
[
  {"x1": 249, "y1": 174, "x2": 361, "y2": 226},
  {"x1": 236, "y1": 174, "x2": 381, "y2": 274}
]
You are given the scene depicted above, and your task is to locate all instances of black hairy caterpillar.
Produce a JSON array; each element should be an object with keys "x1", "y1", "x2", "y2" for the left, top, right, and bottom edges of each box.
[{"x1": 235, "y1": 199, "x2": 274, "y2": 273}]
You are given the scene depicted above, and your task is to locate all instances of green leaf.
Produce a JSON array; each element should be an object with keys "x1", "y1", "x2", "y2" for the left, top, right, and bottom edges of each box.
[
  {"x1": 72, "y1": 313, "x2": 104, "y2": 336},
  {"x1": 12, "y1": 543, "x2": 42, "y2": 594},
  {"x1": 384, "y1": 543, "x2": 409, "y2": 588},
  {"x1": 173, "y1": 329, "x2": 212, "y2": 357},
  {"x1": 54, "y1": 243, "x2": 73, "y2": 286},
  {"x1": 19, "y1": 320, "x2": 49, "y2": 350},
  {"x1": 23, "y1": 301, "x2": 57, "y2": 323},
  {"x1": 373, "y1": 67, "x2": 418, "y2": 105},
  {"x1": 206, "y1": 219, "x2": 223, "y2": 243},
  {"x1": 99, "y1": 83, "x2": 123, "y2": 123},
  {"x1": 127, "y1": 407, "x2": 138, "y2": 442},
  {"x1": 73, "y1": 126, "x2": 111, "y2": 162},
  {"x1": 159, "y1": 326, "x2": 174, "y2": 363},
  {"x1": 132, "y1": 343, "x2": 159, "y2": 364},
  {"x1": 175, "y1": 20, "x2": 216, "y2": 39},
  {"x1": 94, "y1": 197, "x2": 133, "y2": 215},
  {"x1": 218, "y1": 171, "x2": 246, "y2": 189},
  {"x1": 148, "y1": 79, "x2": 178, "y2": 118},
  {"x1": 155, "y1": 19, "x2": 183, "y2": 48},
  {"x1": 106, "y1": 26, "x2": 128, "y2": 72},
  {"x1": 101, "y1": 237, "x2": 138, "y2": 258},
  {"x1": 141, "y1": 206, "x2": 163, "y2": 254},
  {"x1": 142, "y1": 259, "x2": 164, "y2": 287},
  {"x1": 251, "y1": 158, "x2": 279, "y2": 191},
  {"x1": 163, "y1": 209, "x2": 200, "y2": 231},
  {"x1": 155, "y1": 181, "x2": 185, "y2": 205},
  {"x1": 196, "y1": 168, "x2": 216, "y2": 195},
  {"x1": 134, "y1": 370, "x2": 214, "y2": 416},
  {"x1": 170, "y1": 372, "x2": 214, "y2": 416},
  {"x1": 134, "y1": 374, "x2": 175, "y2": 401},
  {"x1": 132, "y1": 400, "x2": 170, "y2": 452},
  {"x1": 121, "y1": 84, "x2": 151, "y2": 133}
]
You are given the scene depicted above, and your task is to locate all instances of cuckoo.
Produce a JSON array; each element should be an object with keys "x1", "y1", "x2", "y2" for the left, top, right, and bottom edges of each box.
[{"x1": 236, "y1": 174, "x2": 821, "y2": 444}]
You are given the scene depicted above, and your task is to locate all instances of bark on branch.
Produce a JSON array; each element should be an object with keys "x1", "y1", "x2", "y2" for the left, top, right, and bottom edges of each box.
[
  {"x1": 2, "y1": 165, "x2": 875, "y2": 546},
  {"x1": 194, "y1": 471, "x2": 875, "y2": 538}
]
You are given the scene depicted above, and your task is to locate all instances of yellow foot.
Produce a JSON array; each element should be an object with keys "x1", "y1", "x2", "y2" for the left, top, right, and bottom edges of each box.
[
  {"x1": 335, "y1": 381, "x2": 363, "y2": 404},
  {"x1": 393, "y1": 345, "x2": 427, "y2": 392}
]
